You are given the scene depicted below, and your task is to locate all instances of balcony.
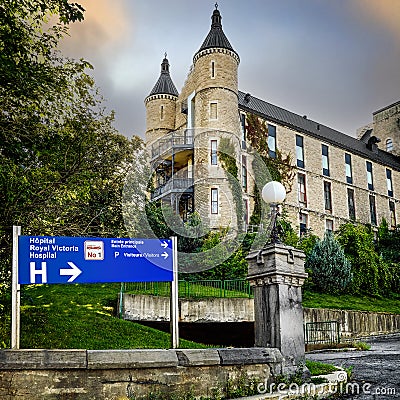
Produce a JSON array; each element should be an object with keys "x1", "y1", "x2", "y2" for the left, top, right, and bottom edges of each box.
[
  {"x1": 152, "y1": 178, "x2": 194, "y2": 201},
  {"x1": 151, "y1": 129, "x2": 194, "y2": 160}
]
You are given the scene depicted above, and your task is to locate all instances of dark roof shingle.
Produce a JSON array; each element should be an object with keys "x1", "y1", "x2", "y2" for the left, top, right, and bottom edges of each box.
[
  {"x1": 195, "y1": 8, "x2": 238, "y2": 58},
  {"x1": 148, "y1": 57, "x2": 178, "y2": 97},
  {"x1": 238, "y1": 91, "x2": 400, "y2": 171}
]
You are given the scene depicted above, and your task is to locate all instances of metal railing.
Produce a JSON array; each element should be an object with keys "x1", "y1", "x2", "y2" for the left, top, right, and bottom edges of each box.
[
  {"x1": 304, "y1": 321, "x2": 341, "y2": 345},
  {"x1": 244, "y1": 224, "x2": 264, "y2": 233},
  {"x1": 122, "y1": 279, "x2": 253, "y2": 299},
  {"x1": 151, "y1": 129, "x2": 194, "y2": 159},
  {"x1": 152, "y1": 178, "x2": 194, "y2": 199}
]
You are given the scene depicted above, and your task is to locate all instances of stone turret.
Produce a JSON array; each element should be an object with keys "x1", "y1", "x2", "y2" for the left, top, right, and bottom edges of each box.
[
  {"x1": 145, "y1": 55, "x2": 178, "y2": 146},
  {"x1": 190, "y1": 4, "x2": 240, "y2": 134}
]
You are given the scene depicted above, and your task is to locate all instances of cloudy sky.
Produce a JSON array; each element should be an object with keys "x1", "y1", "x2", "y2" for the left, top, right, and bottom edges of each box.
[{"x1": 60, "y1": 0, "x2": 400, "y2": 139}]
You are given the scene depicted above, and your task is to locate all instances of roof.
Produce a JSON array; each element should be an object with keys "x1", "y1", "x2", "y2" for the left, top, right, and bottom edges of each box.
[
  {"x1": 148, "y1": 57, "x2": 178, "y2": 97},
  {"x1": 238, "y1": 91, "x2": 400, "y2": 171},
  {"x1": 373, "y1": 99, "x2": 400, "y2": 116},
  {"x1": 194, "y1": 6, "x2": 238, "y2": 59}
]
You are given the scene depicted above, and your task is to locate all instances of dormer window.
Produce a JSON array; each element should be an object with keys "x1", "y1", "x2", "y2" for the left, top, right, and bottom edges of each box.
[{"x1": 386, "y1": 138, "x2": 393, "y2": 152}]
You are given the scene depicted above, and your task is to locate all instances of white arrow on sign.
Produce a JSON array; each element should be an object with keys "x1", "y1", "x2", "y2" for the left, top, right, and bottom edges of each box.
[
  {"x1": 161, "y1": 252, "x2": 169, "y2": 260},
  {"x1": 60, "y1": 262, "x2": 82, "y2": 282},
  {"x1": 161, "y1": 241, "x2": 168, "y2": 249}
]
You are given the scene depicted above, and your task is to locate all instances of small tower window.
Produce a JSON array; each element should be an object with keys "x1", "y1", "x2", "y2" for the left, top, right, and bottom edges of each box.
[
  {"x1": 210, "y1": 102, "x2": 218, "y2": 120},
  {"x1": 211, "y1": 61, "x2": 216, "y2": 79},
  {"x1": 160, "y1": 105, "x2": 164, "y2": 121},
  {"x1": 210, "y1": 140, "x2": 218, "y2": 165},
  {"x1": 386, "y1": 138, "x2": 393, "y2": 152},
  {"x1": 211, "y1": 188, "x2": 219, "y2": 214}
]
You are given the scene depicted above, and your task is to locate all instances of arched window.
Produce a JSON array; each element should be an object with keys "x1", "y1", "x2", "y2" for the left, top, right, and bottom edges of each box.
[{"x1": 386, "y1": 138, "x2": 393, "y2": 152}]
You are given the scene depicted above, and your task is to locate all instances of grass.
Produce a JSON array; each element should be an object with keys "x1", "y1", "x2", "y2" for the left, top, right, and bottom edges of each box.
[
  {"x1": 305, "y1": 360, "x2": 340, "y2": 375},
  {"x1": 3, "y1": 283, "x2": 398, "y2": 350},
  {"x1": 125, "y1": 280, "x2": 252, "y2": 299},
  {"x1": 15, "y1": 284, "x2": 209, "y2": 350},
  {"x1": 303, "y1": 291, "x2": 400, "y2": 314}
]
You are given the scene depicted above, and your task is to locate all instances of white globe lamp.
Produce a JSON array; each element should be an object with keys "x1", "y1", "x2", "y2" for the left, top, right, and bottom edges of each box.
[
  {"x1": 261, "y1": 181, "x2": 286, "y2": 204},
  {"x1": 261, "y1": 181, "x2": 286, "y2": 243}
]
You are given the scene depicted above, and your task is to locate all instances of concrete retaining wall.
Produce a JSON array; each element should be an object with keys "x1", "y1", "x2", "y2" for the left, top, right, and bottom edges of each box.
[
  {"x1": 303, "y1": 307, "x2": 400, "y2": 339},
  {"x1": 123, "y1": 294, "x2": 400, "y2": 338},
  {"x1": 0, "y1": 348, "x2": 283, "y2": 400}
]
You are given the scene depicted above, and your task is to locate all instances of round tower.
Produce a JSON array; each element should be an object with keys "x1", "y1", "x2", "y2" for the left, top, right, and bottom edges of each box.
[
  {"x1": 191, "y1": 4, "x2": 240, "y2": 135},
  {"x1": 145, "y1": 55, "x2": 178, "y2": 146}
]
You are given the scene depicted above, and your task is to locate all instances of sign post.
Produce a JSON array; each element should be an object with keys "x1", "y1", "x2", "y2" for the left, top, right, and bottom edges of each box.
[
  {"x1": 11, "y1": 225, "x2": 21, "y2": 349},
  {"x1": 170, "y1": 236, "x2": 179, "y2": 349}
]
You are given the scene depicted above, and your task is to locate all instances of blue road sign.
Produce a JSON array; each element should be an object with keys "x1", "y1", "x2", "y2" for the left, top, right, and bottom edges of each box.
[{"x1": 18, "y1": 236, "x2": 173, "y2": 284}]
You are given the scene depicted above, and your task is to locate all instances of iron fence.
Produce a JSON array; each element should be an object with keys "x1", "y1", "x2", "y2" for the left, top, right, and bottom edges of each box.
[
  {"x1": 122, "y1": 279, "x2": 253, "y2": 299},
  {"x1": 304, "y1": 321, "x2": 341, "y2": 345}
]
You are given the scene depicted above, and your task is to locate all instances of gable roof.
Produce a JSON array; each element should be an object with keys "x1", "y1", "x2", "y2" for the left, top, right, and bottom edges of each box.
[{"x1": 238, "y1": 91, "x2": 400, "y2": 171}]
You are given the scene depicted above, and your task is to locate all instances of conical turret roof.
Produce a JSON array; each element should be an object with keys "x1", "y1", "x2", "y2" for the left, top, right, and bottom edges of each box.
[
  {"x1": 148, "y1": 55, "x2": 178, "y2": 97},
  {"x1": 194, "y1": 4, "x2": 238, "y2": 59}
]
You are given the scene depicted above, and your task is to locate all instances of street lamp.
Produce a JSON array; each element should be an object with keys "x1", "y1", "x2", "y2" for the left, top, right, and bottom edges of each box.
[{"x1": 261, "y1": 181, "x2": 286, "y2": 244}]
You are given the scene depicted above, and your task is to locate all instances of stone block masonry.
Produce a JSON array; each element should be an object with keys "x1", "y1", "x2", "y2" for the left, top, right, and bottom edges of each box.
[{"x1": 0, "y1": 348, "x2": 283, "y2": 400}]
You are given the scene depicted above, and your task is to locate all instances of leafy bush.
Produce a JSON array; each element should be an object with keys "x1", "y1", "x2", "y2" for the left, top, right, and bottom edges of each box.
[
  {"x1": 305, "y1": 232, "x2": 352, "y2": 294},
  {"x1": 337, "y1": 224, "x2": 392, "y2": 296}
]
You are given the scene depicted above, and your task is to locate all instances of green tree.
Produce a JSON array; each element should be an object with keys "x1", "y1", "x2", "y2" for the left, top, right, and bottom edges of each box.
[
  {"x1": 0, "y1": 1, "x2": 144, "y2": 346},
  {"x1": 337, "y1": 224, "x2": 392, "y2": 296},
  {"x1": 376, "y1": 219, "x2": 400, "y2": 293},
  {"x1": 306, "y1": 232, "x2": 352, "y2": 294}
]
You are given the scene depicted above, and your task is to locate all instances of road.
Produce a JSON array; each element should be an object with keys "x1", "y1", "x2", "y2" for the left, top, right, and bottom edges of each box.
[{"x1": 307, "y1": 334, "x2": 400, "y2": 399}]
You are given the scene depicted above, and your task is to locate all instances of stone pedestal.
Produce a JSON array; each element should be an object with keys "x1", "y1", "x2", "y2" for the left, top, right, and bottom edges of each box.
[{"x1": 247, "y1": 243, "x2": 308, "y2": 373}]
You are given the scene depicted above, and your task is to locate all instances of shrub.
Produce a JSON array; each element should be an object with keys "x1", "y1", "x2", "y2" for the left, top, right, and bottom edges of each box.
[
  {"x1": 305, "y1": 232, "x2": 352, "y2": 294},
  {"x1": 337, "y1": 224, "x2": 392, "y2": 296}
]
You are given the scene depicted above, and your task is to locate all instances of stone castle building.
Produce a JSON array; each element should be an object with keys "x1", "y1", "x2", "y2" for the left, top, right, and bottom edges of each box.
[{"x1": 145, "y1": 5, "x2": 400, "y2": 237}]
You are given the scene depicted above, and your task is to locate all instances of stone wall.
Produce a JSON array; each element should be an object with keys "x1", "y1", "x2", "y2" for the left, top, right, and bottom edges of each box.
[
  {"x1": 0, "y1": 348, "x2": 283, "y2": 400},
  {"x1": 122, "y1": 295, "x2": 400, "y2": 339},
  {"x1": 373, "y1": 101, "x2": 400, "y2": 156},
  {"x1": 303, "y1": 308, "x2": 400, "y2": 340}
]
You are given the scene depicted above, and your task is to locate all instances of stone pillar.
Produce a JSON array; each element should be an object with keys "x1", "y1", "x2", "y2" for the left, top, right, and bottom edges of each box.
[{"x1": 246, "y1": 243, "x2": 308, "y2": 372}]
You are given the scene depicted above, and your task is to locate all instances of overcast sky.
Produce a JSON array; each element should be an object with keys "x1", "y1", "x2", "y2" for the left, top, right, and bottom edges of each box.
[{"x1": 60, "y1": 0, "x2": 400, "y2": 139}]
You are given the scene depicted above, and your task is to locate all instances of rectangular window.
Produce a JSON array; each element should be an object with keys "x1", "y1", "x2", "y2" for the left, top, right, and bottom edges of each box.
[
  {"x1": 244, "y1": 199, "x2": 249, "y2": 226},
  {"x1": 240, "y1": 113, "x2": 246, "y2": 149},
  {"x1": 369, "y1": 195, "x2": 377, "y2": 225},
  {"x1": 268, "y1": 124, "x2": 276, "y2": 158},
  {"x1": 386, "y1": 169, "x2": 393, "y2": 197},
  {"x1": 299, "y1": 213, "x2": 308, "y2": 236},
  {"x1": 325, "y1": 219, "x2": 334, "y2": 233},
  {"x1": 345, "y1": 153, "x2": 353, "y2": 184},
  {"x1": 210, "y1": 140, "x2": 218, "y2": 165},
  {"x1": 347, "y1": 188, "x2": 356, "y2": 220},
  {"x1": 211, "y1": 61, "x2": 215, "y2": 78},
  {"x1": 297, "y1": 173, "x2": 307, "y2": 207},
  {"x1": 296, "y1": 135, "x2": 304, "y2": 168},
  {"x1": 322, "y1": 144, "x2": 330, "y2": 176},
  {"x1": 389, "y1": 200, "x2": 396, "y2": 228},
  {"x1": 211, "y1": 188, "x2": 218, "y2": 214},
  {"x1": 366, "y1": 161, "x2": 374, "y2": 191},
  {"x1": 324, "y1": 181, "x2": 332, "y2": 212},
  {"x1": 160, "y1": 105, "x2": 164, "y2": 121},
  {"x1": 242, "y1": 155, "x2": 247, "y2": 191},
  {"x1": 210, "y1": 102, "x2": 218, "y2": 120}
]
